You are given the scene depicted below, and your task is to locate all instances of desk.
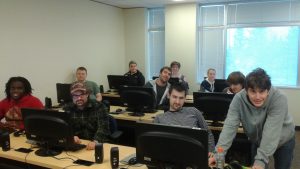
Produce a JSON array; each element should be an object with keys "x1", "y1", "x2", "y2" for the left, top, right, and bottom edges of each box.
[
  {"x1": 0, "y1": 134, "x2": 146, "y2": 169},
  {"x1": 103, "y1": 92, "x2": 194, "y2": 106},
  {"x1": 109, "y1": 106, "x2": 163, "y2": 146},
  {"x1": 110, "y1": 106, "x2": 163, "y2": 123}
]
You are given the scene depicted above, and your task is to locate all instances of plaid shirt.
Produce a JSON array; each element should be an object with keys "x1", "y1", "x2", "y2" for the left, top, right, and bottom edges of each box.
[{"x1": 64, "y1": 101, "x2": 110, "y2": 143}]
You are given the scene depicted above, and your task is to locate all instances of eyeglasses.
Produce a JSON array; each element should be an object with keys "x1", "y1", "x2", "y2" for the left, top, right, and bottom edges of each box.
[{"x1": 72, "y1": 93, "x2": 88, "y2": 98}]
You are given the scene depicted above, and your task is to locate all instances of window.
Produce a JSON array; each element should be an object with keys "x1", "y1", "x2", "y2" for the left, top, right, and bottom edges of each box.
[
  {"x1": 198, "y1": 1, "x2": 300, "y2": 87},
  {"x1": 148, "y1": 8, "x2": 165, "y2": 80}
]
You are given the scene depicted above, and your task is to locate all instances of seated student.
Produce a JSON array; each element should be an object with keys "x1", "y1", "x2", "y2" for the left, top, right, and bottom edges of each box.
[
  {"x1": 145, "y1": 66, "x2": 171, "y2": 110},
  {"x1": 63, "y1": 82, "x2": 110, "y2": 150},
  {"x1": 223, "y1": 71, "x2": 245, "y2": 94},
  {"x1": 154, "y1": 83, "x2": 215, "y2": 153},
  {"x1": 170, "y1": 61, "x2": 189, "y2": 92},
  {"x1": 124, "y1": 61, "x2": 145, "y2": 86},
  {"x1": 0, "y1": 77, "x2": 43, "y2": 131},
  {"x1": 209, "y1": 68, "x2": 295, "y2": 169},
  {"x1": 75, "y1": 66, "x2": 102, "y2": 102},
  {"x1": 200, "y1": 68, "x2": 216, "y2": 92}
]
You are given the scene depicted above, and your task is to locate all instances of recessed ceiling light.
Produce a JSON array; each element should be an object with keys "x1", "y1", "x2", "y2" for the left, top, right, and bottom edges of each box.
[{"x1": 173, "y1": 0, "x2": 185, "y2": 2}]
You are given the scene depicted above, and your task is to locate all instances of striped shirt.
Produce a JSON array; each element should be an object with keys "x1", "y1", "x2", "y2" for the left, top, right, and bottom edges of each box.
[{"x1": 154, "y1": 107, "x2": 215, "y2": 152}]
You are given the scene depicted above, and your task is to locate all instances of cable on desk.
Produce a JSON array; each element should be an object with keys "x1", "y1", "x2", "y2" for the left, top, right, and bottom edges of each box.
[
  {"x1": 51, "y1": 156, "x2": 76, "y2": 162},
  {"x1": 64, "y1": 151, "x2": 80, "y2": 160}
]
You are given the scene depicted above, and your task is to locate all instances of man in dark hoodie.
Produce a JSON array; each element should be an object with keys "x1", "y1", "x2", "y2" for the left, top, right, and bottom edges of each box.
[
  {"x1": 124, "y1": 61, "x2": 145, "y2": 86},
  {"x1": 209, "y1": 68, "x2": 295, "y2": 169}
]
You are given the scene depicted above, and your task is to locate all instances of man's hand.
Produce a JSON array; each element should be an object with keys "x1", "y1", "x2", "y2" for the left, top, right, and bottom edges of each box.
[
  {"x1": 86, "y1": 141, "x2": 96, "y2": 150},
  {"x1": 252, "y1": 165, "x2": 263, "y2": 169},
  {"x1": 208, "y1": 155, "x2": 216, "y2": 167},
  {"x1": 73, "y1": 136, "x2": 81, "y2": 144}
]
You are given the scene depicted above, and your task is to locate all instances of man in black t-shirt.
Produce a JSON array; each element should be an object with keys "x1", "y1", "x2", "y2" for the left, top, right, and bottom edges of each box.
[{"x1": 144, "y1": 66, "x2": 171, "y2": 110}]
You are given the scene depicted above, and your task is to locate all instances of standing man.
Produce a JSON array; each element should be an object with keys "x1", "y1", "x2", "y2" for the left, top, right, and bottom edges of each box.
[
  {"x1": 63, "y1": 82, "x2": 110, "y2": 150},
  {"x1": 209, "y1": 68, "x2": 295, "y2": 169},
  {"x1": 145, "y1": 66, "x2": 171, "y2": 110},
  {"x1": 124, "y1": 61, "x2": 145, "y2": 86},
  {"x1": 154, "y1": 83, "x2": 215, "y2": 153},
  {"x1": 75, "y1": 67, "x2": 102, "y2": 102}
]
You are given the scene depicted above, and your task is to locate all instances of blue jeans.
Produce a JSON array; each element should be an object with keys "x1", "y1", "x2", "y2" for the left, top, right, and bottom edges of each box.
[{"x1": 251, "y1": 136, "x2": 295, "y2": 169}]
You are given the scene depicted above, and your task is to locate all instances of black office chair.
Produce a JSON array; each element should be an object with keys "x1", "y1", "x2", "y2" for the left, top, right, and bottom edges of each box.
[{"x1": 108, "y1": 114, "x2": 123, "y2": 143}]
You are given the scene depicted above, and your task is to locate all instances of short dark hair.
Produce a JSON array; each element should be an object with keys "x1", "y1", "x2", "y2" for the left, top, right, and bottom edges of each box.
[
  {"x1": 227, "y1": 71, "x2": 245, "y2": 87},
  {"x1": 245, "y1": 68, "x2": 271, "y2": 91},
  {"x1": 5, "y1": 76, "x2": 32, "y2": 98},
  {"x1": 160, "y1": 66, "x2": 172, "y2": 74},
  {"x1": 169, "y1": 83, "x2": 187, "y2": 96},
  {"x1": 207, "y1": 68, "x2": 216, "y2": 75},
  {"x1": 76, "y1": 66, "x2": 87, "y2": 73},
  {"x1": 170, "y1": 61, "x2": 181, "y2": 69},
  {"x1": 129, "y1": 61, "x2": 137, "y2": 67}
]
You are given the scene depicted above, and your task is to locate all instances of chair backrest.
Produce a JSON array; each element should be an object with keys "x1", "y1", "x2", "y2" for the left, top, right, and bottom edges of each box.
[{"x1": 108, "y1": 114, "x2": 118, "y2": 134}]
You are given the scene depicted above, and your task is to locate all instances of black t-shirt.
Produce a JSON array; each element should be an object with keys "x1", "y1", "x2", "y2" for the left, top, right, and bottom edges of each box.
[{"x1": 156, "y1": 84, "x2": 167, "y2": 105}]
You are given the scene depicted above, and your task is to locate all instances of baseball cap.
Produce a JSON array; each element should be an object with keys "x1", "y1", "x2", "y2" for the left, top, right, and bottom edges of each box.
[{"x1": 70, "y1": 82, "x2": 87, "y2": 94}]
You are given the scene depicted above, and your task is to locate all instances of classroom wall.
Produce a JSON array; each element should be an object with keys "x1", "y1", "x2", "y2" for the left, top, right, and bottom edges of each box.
[
  {"x1": 0, "y1": 0, "x2": 125, "y2": 103},
  {"x1": 165, "y1": 3, "x2": 197, "y2": 93},
  {"x1": 123, "y1": 8, "x2": 147, "y2": 76}
]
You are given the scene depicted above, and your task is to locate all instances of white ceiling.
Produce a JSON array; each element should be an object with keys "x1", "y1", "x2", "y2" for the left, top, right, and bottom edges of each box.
[{"x1": 91, "y1": 0, "x2": 246, "y2": 8}]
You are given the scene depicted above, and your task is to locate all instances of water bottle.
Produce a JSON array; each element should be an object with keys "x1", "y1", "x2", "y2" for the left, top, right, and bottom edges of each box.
[{"x1": 216, "y1": 146, "x2": 225, "y2": 169}]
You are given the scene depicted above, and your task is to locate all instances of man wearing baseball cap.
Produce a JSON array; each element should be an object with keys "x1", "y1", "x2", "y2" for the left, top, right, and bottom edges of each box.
[{"x1": 64, "y1": 82, "x2": 110, "y2": 150}]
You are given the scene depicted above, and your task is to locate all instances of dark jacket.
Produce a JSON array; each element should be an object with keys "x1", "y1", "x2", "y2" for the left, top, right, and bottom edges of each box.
[{"x1": 124, "y1": 70, "x2": 145, "y2": 86}]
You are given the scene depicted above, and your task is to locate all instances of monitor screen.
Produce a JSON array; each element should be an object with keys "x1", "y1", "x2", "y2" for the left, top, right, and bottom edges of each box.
[
  {"x1": 193, "y1": 92, "x2": 234, "y2": 126},
  {"x1": 214, "y1": 79, "x2": 229, "y2": 92},
  {"x1": 119, "y1": 86, "x2": 157, "y2": 116},
  {"x1": 135, "y1": 122, "x2": 208, "y2": 169},
  {"x1": 56, "y1": 83, "x2": 72, "y2": 105},
  {"x1": 21, "y1": 108, "x2": 75, "y2": 157},
  {"x1": 107, "y1": 75, "x2": 126, "y2": 91},
  {"x1": 168, "y1": 77, "x2": 179, "y2": 85}
]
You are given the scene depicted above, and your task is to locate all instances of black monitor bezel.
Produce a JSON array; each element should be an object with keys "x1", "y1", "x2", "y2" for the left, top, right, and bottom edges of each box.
[
  {"x1": 193, "y1": 92, "x2": 234, "y2": 126},
  {"x1": 56, "y1": 83, "x2": 72, "y2": 104},
  {"x1": 107, "y1": 75, "x2": 126, "y2": 90},
  {"x1": 135, "y1": 122, "x2": 208, "y2": 169}
]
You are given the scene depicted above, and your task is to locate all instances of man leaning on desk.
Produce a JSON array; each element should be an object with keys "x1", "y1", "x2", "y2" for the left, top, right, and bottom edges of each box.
[
  {"x1": 63, "y1": 82, "x2": 110, "y2": 150},
  {"x1": 153, "y1": 83, "x2": 215, "y2": 154}
]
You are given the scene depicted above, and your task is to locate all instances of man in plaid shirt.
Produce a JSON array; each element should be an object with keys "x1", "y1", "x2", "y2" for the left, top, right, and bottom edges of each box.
[{"x1": 64, "y1": 82, "x2": 110, "y2": 150}]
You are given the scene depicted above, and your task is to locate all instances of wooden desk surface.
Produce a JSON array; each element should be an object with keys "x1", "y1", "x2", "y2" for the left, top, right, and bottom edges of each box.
[
  {"x1": 103, "y1": 92, "x2": 194, "y2": 104},
  {"x1": 0, "y1": 134, "x2": 147, "y2": 169},
  {"x1": 110, "y1": 106, "x2": 163, "y2": 123}
]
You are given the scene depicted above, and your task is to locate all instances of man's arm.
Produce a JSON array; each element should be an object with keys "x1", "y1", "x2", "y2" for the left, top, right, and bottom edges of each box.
[
  {"x1": 253, "y1": 94, "x2": 288, "y2": 168},
  {"x1": 94, "y1": 104, "x2": 110, "y2": 143},
  {"x1": 138, "y1": 73, "x2": 145, "y2": 86},
  {"x1": 193, "y1": 107, "x2": 215, "y2": 152}
]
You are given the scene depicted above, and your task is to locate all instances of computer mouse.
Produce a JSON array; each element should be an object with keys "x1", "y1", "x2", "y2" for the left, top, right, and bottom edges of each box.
[
  {"x1": 128, "y1": 157, "x2": 137, "y2": 165},
  {"x1": 13, "y1": 130, "x2": 24, "y2": 137},
  {"x1": 116, "y1": 108, "x2": 123, "y2": 112}
]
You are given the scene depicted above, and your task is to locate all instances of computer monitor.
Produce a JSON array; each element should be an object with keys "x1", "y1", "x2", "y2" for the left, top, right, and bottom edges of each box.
[
  {"x1": 193, "y1": 92, "x2": 234, "y2": 126},
  {"x1": 214, "y1": 79, "x2": 229, "y2": 92},
  {"x1": 119, "y1": 86, "x2": 157, "y2": 116},
  {"x1": 56, "y1": 83, "x2": 72, "y2": 105},
  {"x1": 168, "y1": 77, "x2": 179, "y2": 85},
  {"x1": 135, "y1": 122, "x2": 208, "y2": 169},
  {"x1": 21, "y1": 108, "x2": 75, "y2": 157},
  {"x1": 107, "y1": 75, "x2": 126, "y2": 91}
]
